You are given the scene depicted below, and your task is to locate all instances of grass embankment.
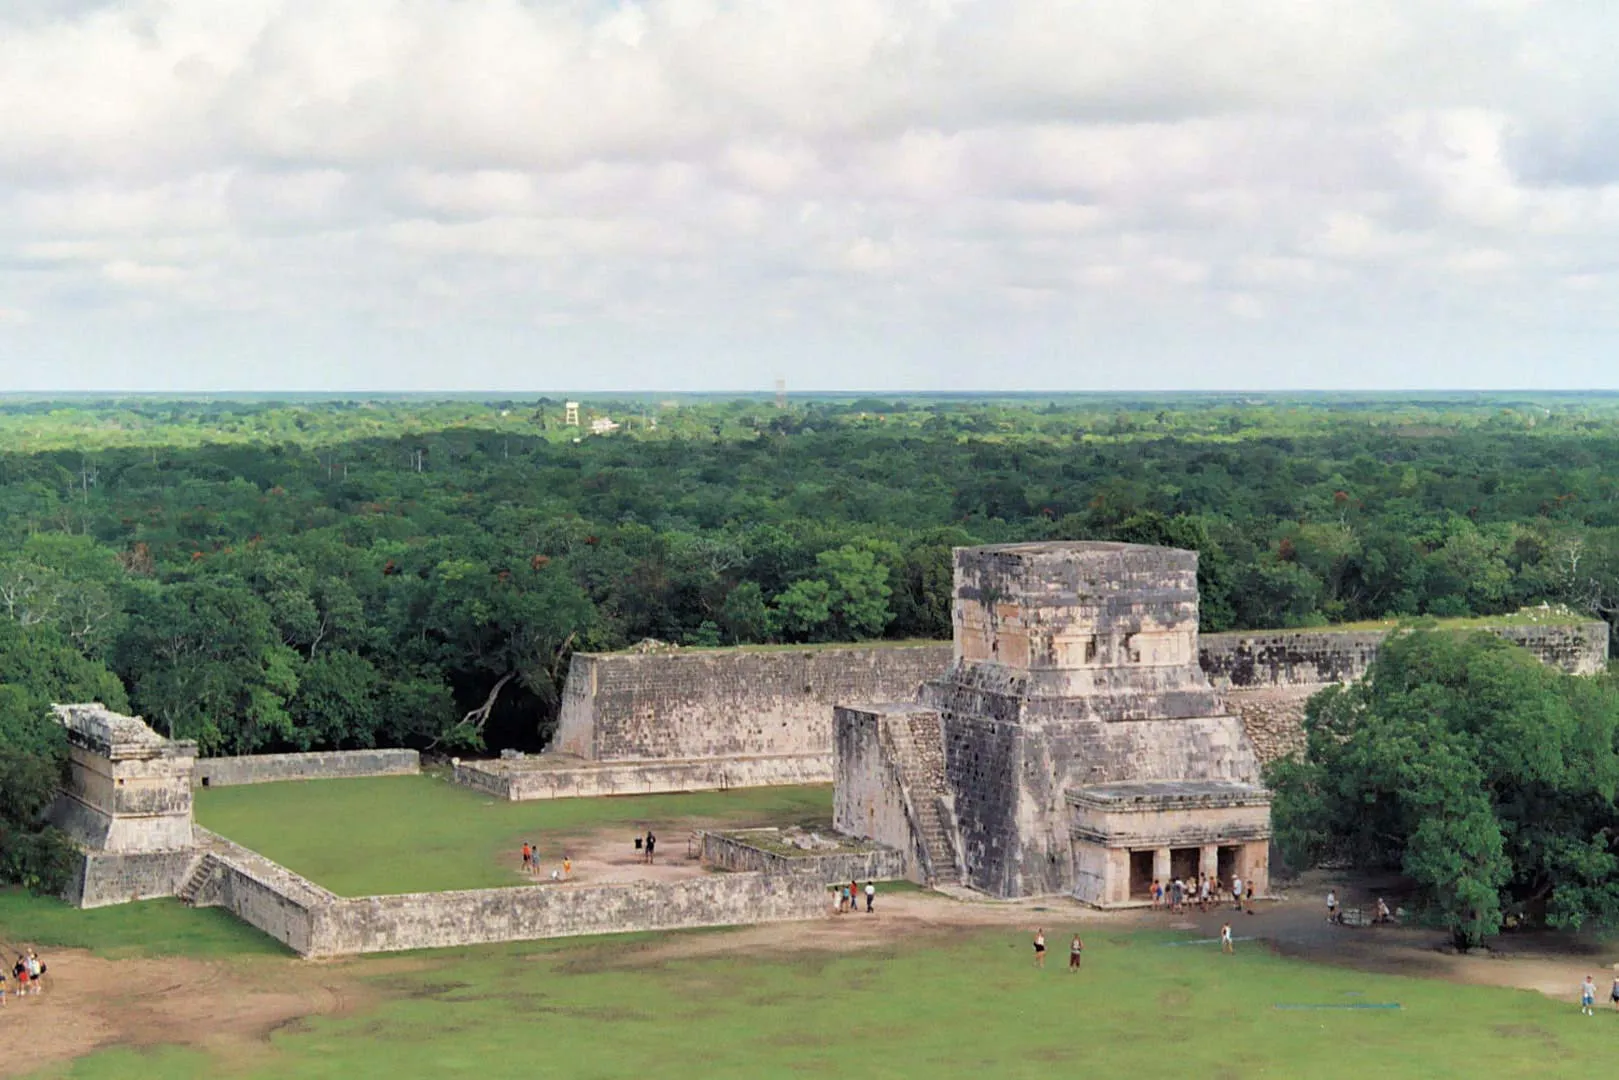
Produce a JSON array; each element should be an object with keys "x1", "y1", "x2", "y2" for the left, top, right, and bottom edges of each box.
[
  {"x1": 194, "y1": 775, "x2": 833, "y2": 896},
  {"x1": 54, "y1": 925, "x2": 1616, "y2": 1079},
  {"x1": 0, "y1": 890, "x2": 288, "y2": 959}
]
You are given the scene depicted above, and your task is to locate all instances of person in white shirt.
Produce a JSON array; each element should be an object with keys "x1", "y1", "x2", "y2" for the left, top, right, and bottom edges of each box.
[
  {"x1": 1327, "y1": 889, "x2": 1339, "y2": 923},
  {"x1": 864, "y1": 881, "x2": 875, "y2": 913},
  {"x1": 1231, "y1": 875, "x2": 1243, "y2": 911}
]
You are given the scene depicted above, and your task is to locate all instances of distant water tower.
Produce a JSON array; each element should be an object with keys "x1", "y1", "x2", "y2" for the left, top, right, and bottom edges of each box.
[
  {"x1": 775, "y1": 378, "x2": 787, "y2": 410},
  {"x1": 564, "y1": 401, "x2": 580, "y2": 427}
]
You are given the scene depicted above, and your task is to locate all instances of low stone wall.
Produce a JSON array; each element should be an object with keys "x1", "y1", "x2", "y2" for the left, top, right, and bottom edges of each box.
[
  {"x1": 189, "y1": 829, "x2": 339, "y2": 956},
  {"x1": 454, "y1": 753, "x2": 830, "y2": 801},
  {"x1": 65, "y1": 848, "x2": 196, "y2": 908},
  {"x1": 194, "y1": 749, "x2": 419, "y2": 787},
  {"x1": 311, "y1": 870, "x2": 827, "y2": 958},
  {"x1": 698, "y1": 830, "x2": 908, "y2": 884}
]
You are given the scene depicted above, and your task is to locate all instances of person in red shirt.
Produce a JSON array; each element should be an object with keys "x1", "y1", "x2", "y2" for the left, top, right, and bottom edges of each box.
[{"x1": 521, "y1": 842, "x2": 533, "y2": 874}]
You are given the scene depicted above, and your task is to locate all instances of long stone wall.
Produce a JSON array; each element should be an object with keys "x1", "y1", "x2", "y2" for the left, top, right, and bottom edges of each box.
[
  {"x1": 177, "y1": 826, "x2": 828, "y2": 958},
  {"x1": 1202, "y1": 621, "x2": 1609, "y2": 764},
  {"x1": 454, "y1": 753, "x2": 828, "y2": 801},
  {"x1": 555, "y1": 645, "x2": 953, "y2": 761},
  {"x1": 550, "y1": 621, "x2": 1606, "y2": 779},
  {"x1": 194, "y1": 749, "x2": 419, "y2": 787},
  {"x1": 312, "y1": 870, "x2": 827, "y2": 958},
  {"x1": 698, "y1": 829, "x2": 908, "y2": 884}
]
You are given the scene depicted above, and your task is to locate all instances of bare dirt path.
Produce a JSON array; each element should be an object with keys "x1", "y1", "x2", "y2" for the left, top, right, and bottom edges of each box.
[{"x1": 4, "y1": 949, "x2": 365, "y2": 1078}]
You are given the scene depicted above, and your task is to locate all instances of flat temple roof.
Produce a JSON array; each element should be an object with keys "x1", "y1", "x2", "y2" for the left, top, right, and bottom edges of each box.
[{"x1": 1067, "y1": 779, "x2": 1269, "y2": 808}]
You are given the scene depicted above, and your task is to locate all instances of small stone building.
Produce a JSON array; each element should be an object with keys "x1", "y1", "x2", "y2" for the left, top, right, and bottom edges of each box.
[
  {"x1": 835, "y1": 541, "x2": 1271, "y2": 904},
  {"x1": 49, "y1": 703, "x2": 198, "y2": 853}
]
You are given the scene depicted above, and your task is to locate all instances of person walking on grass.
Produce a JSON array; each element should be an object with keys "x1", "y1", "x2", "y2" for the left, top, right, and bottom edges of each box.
[
  {"x1": 521, "y1": 841, "x2": 532, "y2": 874},
  {"x1": 1582, "y1": 975, "x2": 1597, "y2": 1016},
  {"x1": 865, "y1": 881, "x2": 875, "y2": 913},
  {"x1": 1221, "y1": 923, "x2": 1234, "y2": 954},
  {"x1": 1033, "y1": 928, "x2": 1046, "y2": 969},
  {"x1": 1069, "y1": 934, "x2": 1083, "y2": 971}
]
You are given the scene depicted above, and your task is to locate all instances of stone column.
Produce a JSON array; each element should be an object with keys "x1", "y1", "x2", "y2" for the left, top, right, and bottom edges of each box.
[
  {"x1": 1152, "y1": 848, "x2": 1171, "y2": 883},
  {"x1": 1199, "y1": 844, "x2": 1219, "y2": 878}
]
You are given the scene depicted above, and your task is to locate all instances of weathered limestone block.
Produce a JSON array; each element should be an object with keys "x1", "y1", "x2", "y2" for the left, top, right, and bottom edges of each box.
[{"x1": 194, "y1": 749, "x2": 420, "y2": 787}]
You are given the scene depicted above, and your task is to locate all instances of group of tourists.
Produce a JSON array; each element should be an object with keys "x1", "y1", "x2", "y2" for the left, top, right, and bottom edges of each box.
[
  {"x1": 519, "y1": 841, "x2": 571, "y2": 881},
  {"x1": 0, "y1": 952, "x2": 45, "y2": 1002},
  {"x1": 1578, "y1": 974, "x2": 1619, "y2": 1015},
  {"x1": 1150, "y1": 874, "x2": 1254, "y2": 914},
  {"x1": 1325, "y1": 889, "x2": 1394, "y2": 925},
  {"x1": 834, "y1": 880, "x2": 876, "y2": 913}
]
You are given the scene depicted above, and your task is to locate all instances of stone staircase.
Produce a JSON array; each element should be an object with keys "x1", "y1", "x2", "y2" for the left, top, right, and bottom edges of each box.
[
  {"x1": 175, "y1": 855, "x2": 215, "y2": 906},
  {"x1": 880, "y1": 709, "x2": 962, "y2": 887}
]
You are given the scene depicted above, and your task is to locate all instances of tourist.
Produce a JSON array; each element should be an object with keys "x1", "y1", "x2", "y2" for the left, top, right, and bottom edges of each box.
[
  {"x1": 562, "y1": 855, "x2": 572, "y2": 880},
  {"x1": 13, "y1": 956, "x2": 27, "y2": 997},
  {"x1": 1582, "y1": 975, "x2": 1597, "y2": 1016},
  {"x1": 1068, "y1": 933, "x2": 1083, "y2": 971},
  {"x1": 1221, "y1": 923, "x2": 1234, "y2": 954},
  {"x1": 1170, "y1": 877, "x2": 1183, "y2": 913},
  {"x1": 1326, "y1": 889, "x2": 1339, "y2": 923},
  {"x1": 26, "y1": 951, "x2": 42, "y2": 992},
  {"x1": 1245, "y1": 881, "x2": 1255, "y2": 914},
  {"x1": 1231, "y1": 874, "x2": 1243, "y2": 911},
  {"x1": 521, "y1": 841, "x2": 532, "y2": 874},
  {"x1": 1610, "y1": 972, "x2": 1619, "y2": 1013},
  {"x1": 1033, "y1": 928, "x2": 1046, "y2": 968},
  {"x1": 1151, "y1": 879, "x2": 1162, "y2": 909},
  {"x1": 838, "y1": 885, "x2": 849, "y2": 913},
  {"x1": 645, "y1": 830, "x2": 656, "y2": 864},
  {"x1": 864, "y1": 881, "x2": 875, "y2": 913},
  {"x1": 1198, "y1": 875, "x2": 1211, "y2": 912},
  {"x1": 849, "y1": 880, "x2": 859, "y2": 915},
  {"x1": 1375, "y1": 897, "x2": 1391, "y2": 924}
]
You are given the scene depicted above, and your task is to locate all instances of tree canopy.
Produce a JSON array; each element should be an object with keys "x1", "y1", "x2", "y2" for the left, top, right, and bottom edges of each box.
[{"x1": 1269, "y1": 629, "x2": 1619, "y2": 948}]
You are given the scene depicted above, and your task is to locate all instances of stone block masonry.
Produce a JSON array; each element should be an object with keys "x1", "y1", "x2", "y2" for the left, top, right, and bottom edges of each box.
[
  {"x1": 555, "y1": 645, "x2": 952, "y2": 761},
  {"x1": 698, "y1": 829, "x2": 908, "y2": 885},
  {"x1": 315, "y1": 870, "x2": 827, "y2": 958},
  {"x1": 547, "y1": 618, "x2": 1606, "y2": 785},
  {"x1": 65, "y1": 848, "x2": 197, "y2": 908},
  {"x1": 193, "y1": 748, "x2": 420, "y2": 787},
  {"x1": 177, "y1": 826, "x2": 829, "y2": 958},
  {"x1": 454, "y1": 753, "x2": 828, "y2": 800}
]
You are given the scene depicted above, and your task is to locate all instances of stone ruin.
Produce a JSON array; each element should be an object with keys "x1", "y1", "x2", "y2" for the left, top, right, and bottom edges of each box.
[
  {"x1": 48, "y1": 703, "x2": 198, "y2": 854},
  {"x1": 835, "y1": 541, "x2": 1271, "y2": 904}
]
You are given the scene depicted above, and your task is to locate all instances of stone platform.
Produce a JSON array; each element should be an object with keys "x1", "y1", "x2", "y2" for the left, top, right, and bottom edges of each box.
[{"x1": 453, "y1": 751, "x2": 830, "y2": 800}]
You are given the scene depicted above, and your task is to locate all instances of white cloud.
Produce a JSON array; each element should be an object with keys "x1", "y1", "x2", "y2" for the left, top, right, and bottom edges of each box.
[{"x1": 1, "y1": 0, "x2": 1618, "y2": 390}]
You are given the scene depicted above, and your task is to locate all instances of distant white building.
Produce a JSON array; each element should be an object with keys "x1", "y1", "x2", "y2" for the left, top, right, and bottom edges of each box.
[{"x1": 590, "y1": 416, "x2": 620, "y2": 435}]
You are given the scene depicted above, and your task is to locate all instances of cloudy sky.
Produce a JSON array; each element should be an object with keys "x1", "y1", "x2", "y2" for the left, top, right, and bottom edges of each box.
[{"x1": 2, "y1": 1, "x2": 1617, "y2": 393}]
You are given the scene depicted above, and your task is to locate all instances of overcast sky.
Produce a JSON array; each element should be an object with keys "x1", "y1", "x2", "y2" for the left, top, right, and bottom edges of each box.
[{"x1": 2, "y1": 1, "x2": 1617, "y2": 393}]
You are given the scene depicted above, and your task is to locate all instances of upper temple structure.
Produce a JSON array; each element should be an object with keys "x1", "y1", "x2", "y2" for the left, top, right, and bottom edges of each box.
[{"x1": 834, "y1": 541, "x2": 1271, "y2": 903}]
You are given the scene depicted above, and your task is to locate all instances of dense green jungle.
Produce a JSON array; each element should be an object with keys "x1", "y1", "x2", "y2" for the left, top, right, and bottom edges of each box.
[
  {"x1": 5, "y1": 390, "x2": 1619, "y2": 910},
  {"x1": 4, "y1": 391, "x2": 1619, "y2": 758}
]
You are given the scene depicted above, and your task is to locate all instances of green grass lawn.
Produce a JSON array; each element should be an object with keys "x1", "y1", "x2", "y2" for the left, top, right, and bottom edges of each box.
[
  {"x1": 0, "y1": 889, "x2": 288, "y2": 958},
  {"x1": 44, "y1": 924, "x2": 1616, "y2": 1079},
  {"x1": 193, "y1": 775, "x2": 833, "y2": 896}
]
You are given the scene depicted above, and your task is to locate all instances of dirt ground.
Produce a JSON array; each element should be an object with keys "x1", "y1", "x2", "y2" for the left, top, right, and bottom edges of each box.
[
  {"x1": 0, "y1": 949, "x2": 371, "y2": 1079},
  {"x1": 17, "y1": 864, "x2": 1619, "y2": 1074},
  {"x1": 510, "y1": 826, "x2": 712, "y2": 886}
]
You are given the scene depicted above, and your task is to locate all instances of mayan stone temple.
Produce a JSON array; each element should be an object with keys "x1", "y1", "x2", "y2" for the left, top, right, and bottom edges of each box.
[{"x1": 835, "y1": 541, "x2": 1271, "y2": 904}]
